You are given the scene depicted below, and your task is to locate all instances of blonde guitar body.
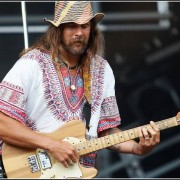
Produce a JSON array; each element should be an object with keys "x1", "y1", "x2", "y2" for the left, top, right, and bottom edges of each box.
[{"x1": 2, "y1": 120, "x2": 97, "y2": 179}]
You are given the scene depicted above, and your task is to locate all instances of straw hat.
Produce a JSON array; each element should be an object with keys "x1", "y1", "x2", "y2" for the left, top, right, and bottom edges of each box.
[{"x1": 44, "y1": 1, "x2": 104, "y2": 27}]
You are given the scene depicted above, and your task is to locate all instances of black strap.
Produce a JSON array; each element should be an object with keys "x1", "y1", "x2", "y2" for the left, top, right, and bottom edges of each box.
[
  {"x1": 83, "y1": 101, "x2": 91, "y2": 131},
  {"x1": 0, "y1": 155, "x2": 6, "y2": 178}
]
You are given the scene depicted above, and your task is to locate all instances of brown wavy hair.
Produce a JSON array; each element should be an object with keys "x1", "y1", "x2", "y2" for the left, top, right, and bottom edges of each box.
[{"x1": 20, "y1": 19, "x2": 105, "y2": 63}]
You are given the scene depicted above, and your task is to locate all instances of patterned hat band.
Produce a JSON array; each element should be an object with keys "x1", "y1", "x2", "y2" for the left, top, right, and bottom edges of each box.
[{"x1": 44, "y1": 1, "x2": 104, "y2": 27}]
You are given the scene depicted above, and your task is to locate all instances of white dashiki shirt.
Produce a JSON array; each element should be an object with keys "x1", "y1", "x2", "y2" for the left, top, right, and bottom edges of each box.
[{"x1": 0, "y1": 49, "x2": 121, "y2": 167}]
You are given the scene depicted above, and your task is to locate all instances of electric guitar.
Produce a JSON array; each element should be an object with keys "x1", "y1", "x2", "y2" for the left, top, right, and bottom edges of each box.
[{"x1": 2, "y1": 113, "x2": 180, "y2": 179}]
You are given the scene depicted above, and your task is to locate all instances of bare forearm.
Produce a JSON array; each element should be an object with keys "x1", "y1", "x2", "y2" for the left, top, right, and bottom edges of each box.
[
  {"x1": 0, "y1": 112, "x2": 54, "y2": 150},
  {"x1": 104, "y1": 128, "x2": 141, "y2": 155},
  {"x1": 110, "y1": 139, "x2": 143, "y2": 155}
]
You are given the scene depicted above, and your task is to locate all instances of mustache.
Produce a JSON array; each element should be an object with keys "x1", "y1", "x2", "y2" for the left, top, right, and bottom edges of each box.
[{"x1": 72, "y1": 37, "x2": 86, "y2": 44}]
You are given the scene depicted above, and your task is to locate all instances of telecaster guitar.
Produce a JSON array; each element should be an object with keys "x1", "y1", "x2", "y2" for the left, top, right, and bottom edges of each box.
[{"x1": 2, "y1": 113, "x2": 180, "y2": 179}]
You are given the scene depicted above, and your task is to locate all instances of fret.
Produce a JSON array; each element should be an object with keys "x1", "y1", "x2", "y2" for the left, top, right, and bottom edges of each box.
[
  {"x1": 167, "y1": 119, "x2": 172, "y2": 127},
  {"x1": 141, "y1": 124, "x2": 150, "y2": 130},
  {"x1": 133, "y1": 128, "x2": 139, "y2": 138},
  {"x1": 116, "y1": 132, "x2": 122, "y2": 143},
  {"x1": 154, "y1": 120, "x2": 162, "y2": 129},
  {"x1": 109, "y1": 135, "x2": 115, "y2": 146},
  {"x1": 92, "y1": 138, "x2": 99, "y2": 151},
  {"x1": 100, "y1": 137, "x2": 106, "y2": 148},
  {"x1": 97, "y1": 138, "x2": 104, "y2": 149},
  {"x1": 161, "y1": 119, "x2": 169, "y2": 129},
  {"x1": 90, "y1": 139, "x2": 96, "y2": 152},
  {"x1": 126, "y1": 130, "x2": 132, "y2": 141},
  {"x1": 80, "y1": 142, "x2": 87, "y2": 155},
  {"x1": 118, "y1": 132, "x2": 125, "y2": 142},
  {"x1": 102, "y1": 136, "x2": 108, "y2": 147},
  {"x1": 105, "y1": 136, "x2": 112, "y2": 147},
  {"x1": 171, "y1": 117, "x2": 178, "y2": 126},
  {"x1": 109, "y1": 134, "x2": 116, "y2": 146},
  {"x1": 164, "y1": 120, "x2": 168, "y2": 128},
  {"x1": 86, "y1": 141, "x2": 93, "y2": 153},
  {"x1": 126, "y1": 130, "x2": 131, "y2": 140},
  {"x1": 112, "y1": 133, "x2": 119, "y2": 144},
  {"x1": 77, "y1": 145, "x2": 84, "y2": 155},
  {"x1": 127, "y1": 129, "x2": 136, "y2": 139},
  {"x1": 156, "y1": 120, "x2": 164, "y2": 130},
  {"x1": 122, "y1": 130, "x2": 130, "y2": 141},
  {"x1": 75, "y1": 144, "x2": 81, "y2": 153}
]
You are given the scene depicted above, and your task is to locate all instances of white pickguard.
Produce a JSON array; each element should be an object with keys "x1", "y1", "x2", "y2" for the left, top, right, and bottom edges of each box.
[{"x1": 39, "y1": 137, "x2": 83, "y2": 179}]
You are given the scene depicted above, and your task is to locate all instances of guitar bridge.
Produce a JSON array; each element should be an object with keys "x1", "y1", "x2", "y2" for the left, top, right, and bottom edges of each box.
[{"x1": 27, "y1": 155, "x2": 40, "y2": 173}]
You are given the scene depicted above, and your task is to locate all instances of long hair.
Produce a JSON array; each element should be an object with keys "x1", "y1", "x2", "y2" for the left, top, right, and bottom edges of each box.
[{"x1": 20, "y1": 19, "x2": 105, "y2": 63}]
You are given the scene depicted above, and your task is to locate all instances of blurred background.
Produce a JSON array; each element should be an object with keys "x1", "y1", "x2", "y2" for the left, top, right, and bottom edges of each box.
[{"x1": 0, "y1": 1, "x2": 180, "y2": 178}]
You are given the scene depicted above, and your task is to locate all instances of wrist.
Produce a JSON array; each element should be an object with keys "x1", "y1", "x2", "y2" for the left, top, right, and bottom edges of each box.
[
  {"x1": 37, "y1": 135, "x2": 57, "y2": 152},
  {"x1": 132, "y1": 144, "x2": 142, "y2": 155},
  {"x1": 134, "y1": 143, "x2": 154, "y2": 156}
]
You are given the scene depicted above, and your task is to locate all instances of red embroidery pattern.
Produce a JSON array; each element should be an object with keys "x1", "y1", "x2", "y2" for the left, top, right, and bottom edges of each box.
[
  {"x1": 98, "y1": 96, "x2": 121, "y2": 133},
  {"x1": 59, "y1": 65, "x2": 84, "y2": 110},
  {"x1": 91, "y1": 56, "x2": 106, "y2": 114},
  {"x1": 0, "y1": 81, "x2": 27, "y2": 123}
]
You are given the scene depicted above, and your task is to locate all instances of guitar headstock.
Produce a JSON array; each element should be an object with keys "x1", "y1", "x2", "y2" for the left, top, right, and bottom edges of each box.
[{"x1": 175, "y1": 112, "x2": 180, "y2": 125}]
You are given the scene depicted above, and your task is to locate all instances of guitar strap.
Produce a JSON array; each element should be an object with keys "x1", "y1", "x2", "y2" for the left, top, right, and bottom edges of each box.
[
  {"x1": 82, "y1": 56, "x2": 91, "y2": 131},
  {"x1": 0, "y1": 155, "x2": 7, "y2": 178}
]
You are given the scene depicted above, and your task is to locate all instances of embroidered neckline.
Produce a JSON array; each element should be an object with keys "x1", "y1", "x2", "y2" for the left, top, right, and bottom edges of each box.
[{"x1": 58, "y1": 65, "x2": 84, "y2": 109}]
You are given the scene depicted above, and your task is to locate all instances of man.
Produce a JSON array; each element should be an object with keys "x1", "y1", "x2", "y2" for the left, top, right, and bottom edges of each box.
[{"x1": 0, "y1": 1, "x2": 160, "y2": 178}]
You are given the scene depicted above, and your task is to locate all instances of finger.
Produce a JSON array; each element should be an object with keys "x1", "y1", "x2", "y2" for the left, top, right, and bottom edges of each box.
[
  {"x1": 142, "y1": 127, "x2": 150, "y2": 140},
  {"x1": 69, "y1": 147, "x2": 79, "y2": 159},
  {"x1": 65, "y1": 147, "x2": 79, "y2": 163},
  {"x1": 62, "y1": 160, "x2": 69, "y2": 168},
  {"x1": 67, "y1": 159, "x2": 72, "y2": 164},
  {"x1": 74, "y1": 149, "x2": 79, "y2": 159},
  {"x1": 138, "y1": 127, "x2": 144, "y2": 141},
  {"x1": 69, "y1": 152, "x2": 79, "y2": 163},
  {"x1": 150, "y1": 121, "x2": 160, "y2": 132},
  {"x1": 146, "y1": 127, "x2": 156, "y2": 141},
  {"x1": 67, "y1": 160, "x2": 74, "y2": 166},
  {"x1": 149, "y1": 122, "x2": 160, "y2": 143},
  {"x1": 63, "y1": 154, "x2": 75, "y2": 167}
]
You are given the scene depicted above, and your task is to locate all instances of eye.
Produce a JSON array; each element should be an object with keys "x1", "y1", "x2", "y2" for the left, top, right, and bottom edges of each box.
[
  {"x1": 65, "y1": 23, "x2": 76, "y2": 28},
  {"x1": 82, "y1": 23, "x2": 90, "y2": 29}
]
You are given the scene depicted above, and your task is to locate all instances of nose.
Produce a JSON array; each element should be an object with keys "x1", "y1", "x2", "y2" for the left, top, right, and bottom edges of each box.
[{"x1": 75, "y1": 26, "x2": 83, "y2": 36}]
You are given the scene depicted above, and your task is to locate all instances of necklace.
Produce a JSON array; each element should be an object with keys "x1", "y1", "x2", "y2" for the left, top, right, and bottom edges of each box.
[
  {"x1": 68, "y1": 64, "x2": 78, "y2": 70},
  {"x1": 57, "y1": 56, "x2": 80, "y2": 91},
  {"x1": 59, "y1": 56, "x2": 78, "y2": 70},
  {"x1": 67, "y1": 67, "x2": 80, "y2": 92}
]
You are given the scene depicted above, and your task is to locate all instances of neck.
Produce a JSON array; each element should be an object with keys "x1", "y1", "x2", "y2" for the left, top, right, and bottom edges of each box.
[{"x1": 60, "y1": 51, "x2": 80, "y2": 67}]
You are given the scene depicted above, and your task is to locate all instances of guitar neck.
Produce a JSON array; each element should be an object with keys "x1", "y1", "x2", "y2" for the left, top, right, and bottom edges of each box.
[{"x1": 76, "y1": 116, "x2": 179, "y2": 156}]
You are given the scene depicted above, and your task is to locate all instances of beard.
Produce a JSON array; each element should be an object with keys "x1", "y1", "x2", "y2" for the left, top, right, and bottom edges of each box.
[{"x1": 61, "y1": 37, "x2": 88, "y2": 56}]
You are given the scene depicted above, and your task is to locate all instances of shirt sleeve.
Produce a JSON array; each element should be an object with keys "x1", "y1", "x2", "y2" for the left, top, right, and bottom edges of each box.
[
  {"x1": 0, "y1": 57, "x2": 36, "y2": 124},
  {"x1": 97, "y1": 62, "x2": 121, "y2": 133}
]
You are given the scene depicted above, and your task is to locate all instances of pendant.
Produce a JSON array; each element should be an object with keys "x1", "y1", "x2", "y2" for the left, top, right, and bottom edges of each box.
[{"x1": 71, "y1": 85, "x2": 76, "y2": 91}]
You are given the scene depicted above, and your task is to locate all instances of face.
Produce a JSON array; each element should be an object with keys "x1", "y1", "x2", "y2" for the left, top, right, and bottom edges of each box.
[{"x1": 61, "y1": 22, "x2": 91, "y2": 56}]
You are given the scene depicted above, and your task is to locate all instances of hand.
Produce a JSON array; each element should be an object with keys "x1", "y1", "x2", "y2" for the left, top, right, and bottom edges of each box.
[
  {"x1": 137, "y1": 121, "x2": 160, "y2": 155},
  {"x1": 47, "y1": 140, "x2": 79, "y2": 168}
]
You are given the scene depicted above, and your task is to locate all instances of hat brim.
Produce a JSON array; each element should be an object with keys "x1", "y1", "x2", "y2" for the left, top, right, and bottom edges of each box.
[{"x1": 44, "y1": 13, "x2": 105, "y2": 27}]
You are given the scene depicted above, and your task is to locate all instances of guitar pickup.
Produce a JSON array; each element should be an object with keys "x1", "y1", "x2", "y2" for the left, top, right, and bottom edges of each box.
[{"x1": 37, "y1": 150, "x2": 52, "y2": 170}]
